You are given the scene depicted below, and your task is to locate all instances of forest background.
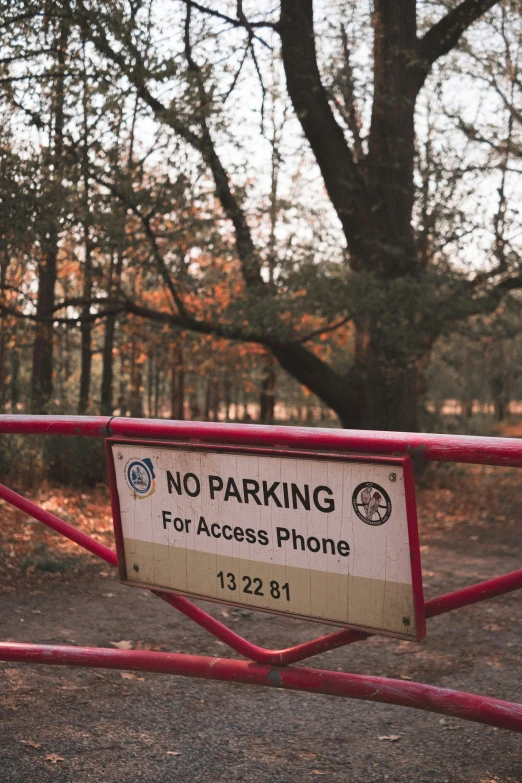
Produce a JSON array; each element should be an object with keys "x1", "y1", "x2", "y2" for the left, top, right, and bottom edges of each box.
[{"x1": 1, "y1": 0, "x2": 522, "y2": 485}]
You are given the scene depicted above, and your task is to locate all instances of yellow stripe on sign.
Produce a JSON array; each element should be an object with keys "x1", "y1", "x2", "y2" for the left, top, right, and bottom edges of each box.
[{"x1": 123, "y1": 538, "x2": 416, "y2": 636}]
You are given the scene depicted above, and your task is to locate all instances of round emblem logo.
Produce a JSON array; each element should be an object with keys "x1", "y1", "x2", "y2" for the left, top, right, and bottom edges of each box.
[
  {"x1": 352, "y1": 482, "x2": 392, "y2": 526},
  {"x1": 125, "y1": 458, "x2": 156, "y2": 499}
]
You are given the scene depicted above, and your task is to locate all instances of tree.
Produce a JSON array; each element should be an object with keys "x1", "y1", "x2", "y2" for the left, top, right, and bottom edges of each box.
[
  {"x1": 3, "y1": 0, "x2": 522, "y2": 430},
  {"x1": 64, "y1": 0, "x2": 521, "y2": 431}
]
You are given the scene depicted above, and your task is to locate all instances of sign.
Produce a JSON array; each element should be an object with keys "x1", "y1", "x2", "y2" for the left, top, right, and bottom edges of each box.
[{"x1": 107, "y1": 440, "x2": 425, "y2": 640}]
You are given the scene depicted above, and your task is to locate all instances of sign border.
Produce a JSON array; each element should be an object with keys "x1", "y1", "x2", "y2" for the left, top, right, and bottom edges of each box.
[{"x1": 106, "y1": 438, "x2": 426, "y2": 641}]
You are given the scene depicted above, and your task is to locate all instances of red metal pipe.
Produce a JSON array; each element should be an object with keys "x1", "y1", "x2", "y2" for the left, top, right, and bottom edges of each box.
[
  {"x1": 1, "y1": 642, "x2": 521, "y2": 733},
  {"x1": 155, "y1": 591, "x2": 367, "y2": 665},
  {"x1": 425, "y1": 567, "x2": 522, "y2": 618},
  {"x1": 0, "y1": 483, "x2": 365, "y2": 664},
  {"x1": 0, "y1": 415, "x2": 111, "y2": 437},
  {"x1": 3, "y1": 414, "x2": 522, "y2": 467},
  {"x1": 109, "y1": 418, "x2": 522, "y2": 467},
  {"x1": 0, "y1": 483, "x2": 117, "y2": 567},
  {"x1": 4, "y1": 480, "x2": 522, "y2": 662}
]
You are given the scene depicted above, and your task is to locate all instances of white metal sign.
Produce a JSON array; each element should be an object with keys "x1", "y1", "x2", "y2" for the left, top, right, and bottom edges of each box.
[{"x1": 108, "y1": 441, "x2": 424, "y2": 640}]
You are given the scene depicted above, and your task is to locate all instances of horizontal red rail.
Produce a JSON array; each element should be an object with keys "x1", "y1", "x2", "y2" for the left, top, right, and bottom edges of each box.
[
  {"x1": 1, "y1": 642, "x2": 521, "y2": 733},
  {"x1": 3, "y1": 414, "x2": 522, "y2": 467},
  {"x1": 2, "y1": 481, "x2": 521, "y2": 663}
]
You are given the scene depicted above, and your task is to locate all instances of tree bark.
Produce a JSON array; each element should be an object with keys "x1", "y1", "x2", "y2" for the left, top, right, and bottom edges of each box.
[
  {"x1": 100, "y1": 312, "x2": 116, "y2": 415},
  {"x1": 78, "y1": 115, "x2": 94, "y2": 412},
  {"x1": 0, "y1": 252, "x2": 8, "y2": 412},
  {"x1": 78, "y1": 227, "x2": 94, "y2": 414},
  {"x1": 100, "y1": 249, "x2": 123, "y2": 415},
  {"x1": 31, "y1": 232, "x2": 59, "y2": 413},
  {"x1": 10, "y1": 332, "x2": 20, "y2": 412},
  {"x1": 170, "y1": 340, "x2": 185, "y2": 420},
  {"x1": 259, "y1": 354, "x2": 276, "y2": 424},
  {"x1": 278, "y1": 0, "x2": 424, "y2": 430},
  {"x1": 31, "y1": 20, "x2": 68, "y2": 413}
]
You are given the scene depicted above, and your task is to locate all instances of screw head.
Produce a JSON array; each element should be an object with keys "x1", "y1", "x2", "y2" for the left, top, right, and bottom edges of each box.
[
  {"x1": 389, "y1": 473, "x2": 396, "y2": 482},
  {"x1": 118, "y1": 452, "x2": 123, "y2": 460}
]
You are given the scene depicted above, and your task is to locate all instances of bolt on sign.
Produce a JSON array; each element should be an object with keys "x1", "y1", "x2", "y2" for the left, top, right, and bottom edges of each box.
[{"x1": 107, "y1": 440, "x2": 425, "y2": 640}]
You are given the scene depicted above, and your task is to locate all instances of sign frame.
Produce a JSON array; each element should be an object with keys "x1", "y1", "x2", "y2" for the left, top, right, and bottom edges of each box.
[{"x1": 106, "y1": 438, "x2": 426, "y2": 641}]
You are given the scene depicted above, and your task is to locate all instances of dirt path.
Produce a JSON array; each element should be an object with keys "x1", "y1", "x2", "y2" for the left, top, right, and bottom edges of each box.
[{"x1": 0, "y1": 466, "x2": 521, "y2": 782}]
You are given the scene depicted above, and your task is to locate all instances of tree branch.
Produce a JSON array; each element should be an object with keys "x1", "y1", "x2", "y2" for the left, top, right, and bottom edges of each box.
[
  {"x1": 418, "y1": 0, "x2": 500, "y2": 86},
  {"x1": 339, "y1": 24, "x2": 364, "y2": 161},
  {"x1": 78, "y1": 0, "x2": 263, "y2": 289},
  {"x1": 279, "y1": 0, "x2": 371, "y2": 263},
  {"x1": 179, "y1": 0, "x2": 278, "y2": 40},
  {"x1": 297, "y1": 315, "x2": 351, "y2": 344},
  {"x1": 93, "y1": 172, "x2": 188, "y2": 316}
]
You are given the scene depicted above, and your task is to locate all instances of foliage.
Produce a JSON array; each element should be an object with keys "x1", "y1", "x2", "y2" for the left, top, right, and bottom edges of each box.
[{"x1": 0, "y1": 0, "x2": 521, "y2": 433}]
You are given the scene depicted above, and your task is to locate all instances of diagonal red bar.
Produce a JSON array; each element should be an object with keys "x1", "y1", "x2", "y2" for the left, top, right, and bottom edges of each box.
[
  {"x1": 0, "y1": 483, "x2": 366, "y2": 664},
  {"x1": 154, "y1": 590, "x2": 367, "y2": 664},
  {"x1": 0, "y1": 483, "x2": 117, "y2": 566},
  {"x1": 1, "y1": 642, "x2": 521, "y2": 733},
  {"x1": 3, "y1": 480, "x2": 522, "y2": 663},
  {"x1": 425, "y1": 568, "x2": 522, "y2": 617}
]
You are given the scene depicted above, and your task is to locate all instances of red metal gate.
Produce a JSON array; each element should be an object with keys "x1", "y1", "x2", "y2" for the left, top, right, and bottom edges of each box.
[{"x1": 1, "y1": 414, "x2": 522, "y2": 732}]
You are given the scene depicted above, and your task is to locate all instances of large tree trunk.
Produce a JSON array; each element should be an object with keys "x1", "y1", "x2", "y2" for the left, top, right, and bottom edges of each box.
[
  {"x1": 170, "y1": 340, "x2": 185, "y2": 420},
  {"x1": 344, "y1": 355, "x2": 420, "y2": 431},
  {"x1": 31, "y1": 237, "x2": 59, "y2": 412},
  {"x1": 78, "y1": 135, "x2": 93, "y2": 415},
  {"x1": 10, "y1": 330, "x2": 20, "y2": 412},
  {"x1": 31, "y1": 20, "x2": 68, "y2": 413},
  {"x1": 0, "y1": 253, "x2": 8, "y2": 412},
  {"x1": 78, "y1": 227, "x2": 94, "y2": 414},
  {"x1": 100, "y1": 249, "x2": 123, "y2": 415},
  {"x1": 100, "y1": 313, "x2": 116, "y2": 415},
  {"x1": 259, "y1": 354, "x2": 276, "y2": 425},
  {"x1": 277, "y1": 0, "x2": 427, "y2": 431}
]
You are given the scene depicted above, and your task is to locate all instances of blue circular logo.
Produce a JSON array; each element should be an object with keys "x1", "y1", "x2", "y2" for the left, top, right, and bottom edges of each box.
[{"x1": 127, "y1": 460, "x2": 153, "y2": 495}]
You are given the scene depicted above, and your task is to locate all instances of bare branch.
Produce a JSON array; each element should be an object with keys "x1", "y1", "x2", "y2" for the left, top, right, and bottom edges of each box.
[
  {"x1": 179, "y1": 0, "x2": 277, "y2": 44},
  {"x1": 78, "y1": 0, "x2": 263, "y2": 289},
  {"x1": 418, "y1": 0, "x2": 500, "y2": 87},
  {"x1": 297, "y1": 315, "x2": 352, "y2": 344},
  {"x1": 279, "y1": 0, "x2": 371, "y2": 257},
  {"x1": 339, "y1": 24, "x2": 363, "y2": 160}
]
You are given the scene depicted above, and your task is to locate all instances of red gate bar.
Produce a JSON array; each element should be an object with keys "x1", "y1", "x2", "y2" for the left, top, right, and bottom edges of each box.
[
  {"x1": 1, "y1": 414, "x2": 522, "y2": 732},
  {"x1": 3, "y1": 414, "x2": 522, "y2": 467},
  {"x1": 1, "y1": 642, "x2": 521, "y2": 733},
  {"x1": 0, "y1": 482, "x2": 367, "y2": 665},
  {"x1": 425, "y1": 569, "x2": 522, "y2": 618}
]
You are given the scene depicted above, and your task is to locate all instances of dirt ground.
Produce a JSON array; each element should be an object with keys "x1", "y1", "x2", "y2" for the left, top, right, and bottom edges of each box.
[{"x1": 0, "y1": 463, "x2": 521, "y2": 783}]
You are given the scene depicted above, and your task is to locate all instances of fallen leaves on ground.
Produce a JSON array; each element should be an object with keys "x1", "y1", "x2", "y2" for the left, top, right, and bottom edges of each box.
[
  {"x1": 166, "y1": 751, "x2": 182, "y2": 756},
  {"x1": 377, "y1": 735, "x2": 401, "y2": 742},
  {"x1": 120, "y1": 672, "x2": 144, "y2": 681},
  {"x1": 20, "y1": 740, "x2": 41, "y2": 749},
  {"x1": 110, "y1": 640, "x2": 133, "y2": 649},
  {"x1": 45, "y1": 754, "x2": 65, "y2": 764},
  {"x1": 0, "y1": 486, "x2": 113, "y2": 582}
]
